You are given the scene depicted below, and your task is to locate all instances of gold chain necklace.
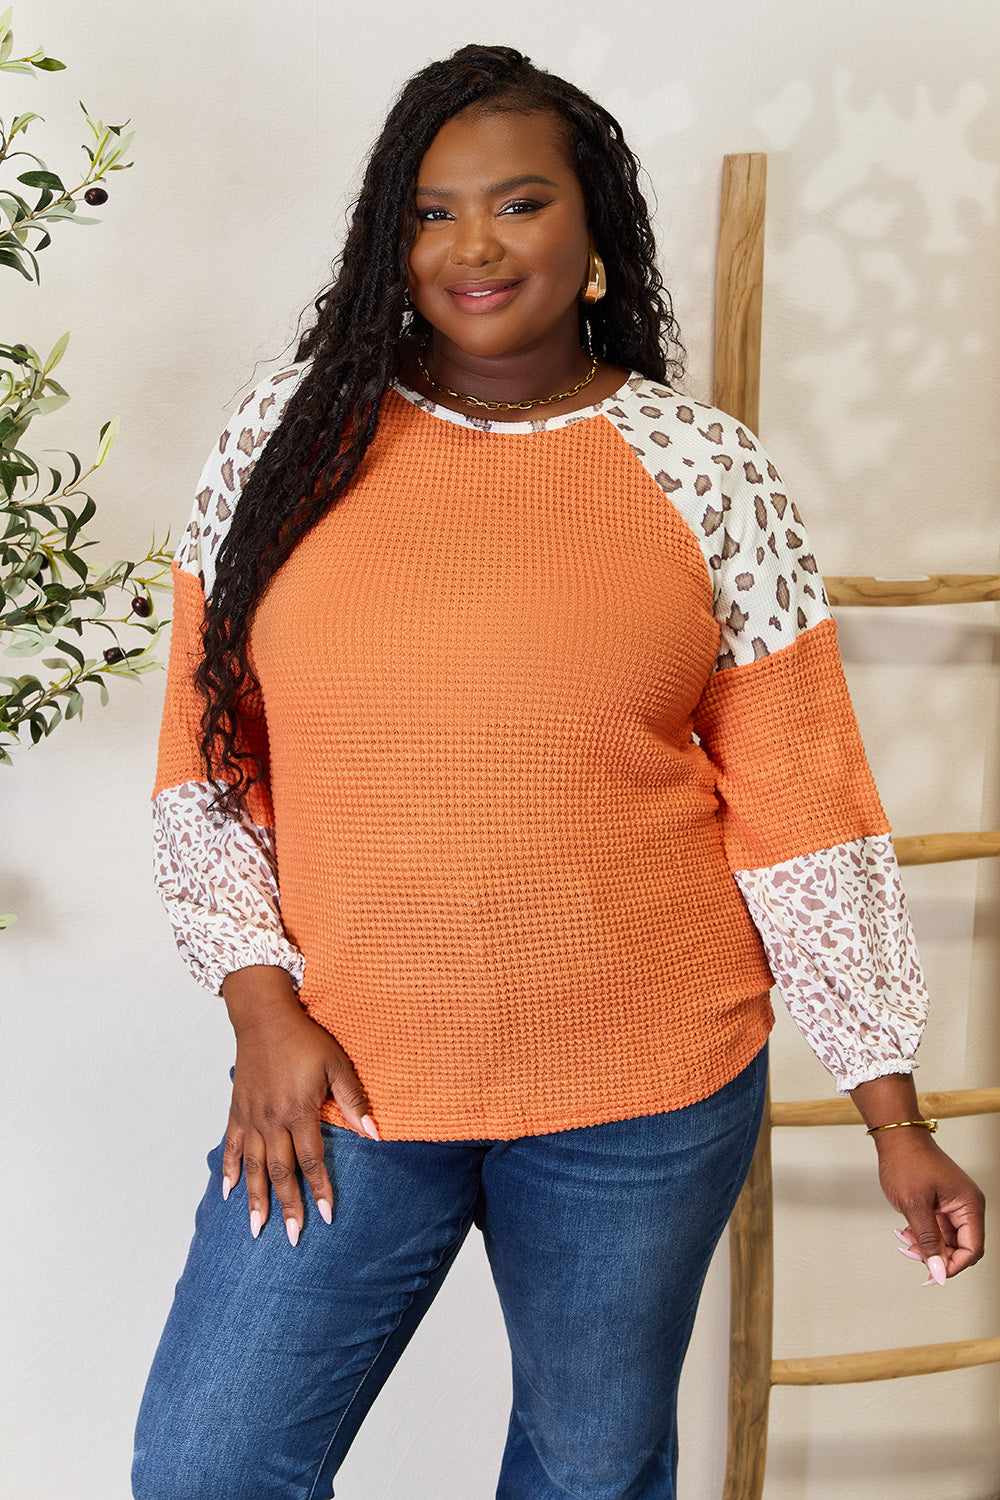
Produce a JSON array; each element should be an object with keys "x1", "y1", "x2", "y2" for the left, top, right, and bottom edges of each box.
[{"x1": 416, "y1": 338, "x2": 599, "y2": 412}]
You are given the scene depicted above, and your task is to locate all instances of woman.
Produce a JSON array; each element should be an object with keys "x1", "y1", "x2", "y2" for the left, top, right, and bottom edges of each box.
[{"x1": 133, "y1": 43, "x2": 984, "y2": 1500}]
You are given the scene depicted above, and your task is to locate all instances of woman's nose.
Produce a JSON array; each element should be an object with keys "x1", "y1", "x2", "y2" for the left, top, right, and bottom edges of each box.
[{"x1": 449, "y1": 215, "x2": 503, "y2": 267}]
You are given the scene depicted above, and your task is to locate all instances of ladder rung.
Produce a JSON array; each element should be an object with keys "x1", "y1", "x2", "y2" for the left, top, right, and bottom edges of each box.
[
  {"x1": 770, "y1": 1087, "x2": 1000, "y2": 1128},
  {"x1": 826, "y1": 574, "x2": 1000, "y2": 606},
  {"x1": 895, "y1": 831, "x2": 1000, "y2": 865},
  {"x1": 772, "y1": 1336, "x2": 1000, "y2": 1385}
]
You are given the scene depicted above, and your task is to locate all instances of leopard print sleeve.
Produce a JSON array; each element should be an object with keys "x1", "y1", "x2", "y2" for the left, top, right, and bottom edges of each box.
[
  {"x1": 601, "y1": 382, "x2": 929, "y2": 1094},
  {"x1": 153, "y1": 781, "x2": 305, "y2": 996},
  {"x1": 153, "y1": 363, "x2": 310, "y2": 993},
  {"x1": 174, "y1": 361, "x2": 307, "y2": 598},
  {"x1": 734, "y1": 836, "x2": 927, "y2": 1092}
]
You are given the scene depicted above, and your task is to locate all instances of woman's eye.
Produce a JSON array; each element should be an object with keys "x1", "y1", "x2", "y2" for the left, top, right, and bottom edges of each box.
[{"x1": 415, "y1": 200, "x2": 546, "y2": 224}]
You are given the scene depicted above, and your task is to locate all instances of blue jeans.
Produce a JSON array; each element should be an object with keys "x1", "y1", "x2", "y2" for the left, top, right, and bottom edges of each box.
[{"x1": 132, "y1": 1045, "x2": 766, "y2": 1500}]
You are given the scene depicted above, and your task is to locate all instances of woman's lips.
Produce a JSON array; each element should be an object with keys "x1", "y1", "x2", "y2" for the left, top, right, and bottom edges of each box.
[{"x1": 446, "y1": 280, "x2": 521, "y2": 313}]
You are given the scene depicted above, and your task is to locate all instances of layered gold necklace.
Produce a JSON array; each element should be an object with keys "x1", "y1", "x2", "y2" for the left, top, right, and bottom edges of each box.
[{"x1": 416, "y1": 337, "x2": 599, "y2": 413}]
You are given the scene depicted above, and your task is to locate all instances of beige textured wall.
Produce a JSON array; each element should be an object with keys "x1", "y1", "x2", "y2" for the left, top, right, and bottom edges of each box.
[{"x1": 1, "y1": 1, "x2": 997, "y2": 1496}]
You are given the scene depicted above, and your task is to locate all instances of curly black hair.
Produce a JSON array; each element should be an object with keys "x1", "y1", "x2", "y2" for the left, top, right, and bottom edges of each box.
[{"x1": 197, "y1": 43, "x2": 685, "y2": 813}]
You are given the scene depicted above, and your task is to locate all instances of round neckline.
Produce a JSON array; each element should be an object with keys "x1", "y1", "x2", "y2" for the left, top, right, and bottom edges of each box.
[{"x1": 389, "y1": 370, "x2": 641, "y2": 434}]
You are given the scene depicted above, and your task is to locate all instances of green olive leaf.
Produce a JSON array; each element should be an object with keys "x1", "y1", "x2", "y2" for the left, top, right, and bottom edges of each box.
[
  {"x1": 42, "y1": 331, "x2": 70, "y2": 374},
  {"x1": 16, "y1": 170, "x2": 63, "y2": 190}
]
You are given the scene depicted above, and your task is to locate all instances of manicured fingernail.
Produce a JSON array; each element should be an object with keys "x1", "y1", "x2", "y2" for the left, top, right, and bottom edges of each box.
[
  {"x1": 250, "y1": 1209, "x2": 262, "y2": 1239},
  {"x1": 897, "y1": 1244, "x2": 923, "y2": 1261},
  {"x1": 361, "y1": 1114, "x2": 380, "y2": 1140},
  {"x1": 317, "y1": 1197, "x2": 333, "y2": 1225},
  {"x1": 892, "y1": 1228, "x2": 910, "y2": 1245},
  {"x1": 285, "y1": 1218, "x2": 300, "y2": 1248},
  {"x1": 222, "y1": 1175, "x2": 232, "y2": 1202},
  {"x1": 927, "y1": 1255, "x2": 947, "y2": 1285}
]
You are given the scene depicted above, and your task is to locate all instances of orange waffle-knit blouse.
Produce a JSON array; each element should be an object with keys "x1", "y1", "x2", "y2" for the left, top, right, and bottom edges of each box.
[{"x1": 153, "y1": 367, "x2": 925, "y2": 1140}]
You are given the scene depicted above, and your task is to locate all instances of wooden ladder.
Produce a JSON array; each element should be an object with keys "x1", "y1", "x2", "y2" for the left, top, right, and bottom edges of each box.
[{"x1": 714, "y1": 153, "x2": 1000, "y2": 1500}]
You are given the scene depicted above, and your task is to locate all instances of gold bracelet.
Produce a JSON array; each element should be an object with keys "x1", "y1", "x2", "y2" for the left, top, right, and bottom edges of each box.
[{"x1": 866, "y1": 1118, "x2": 938, "y2": 1136}]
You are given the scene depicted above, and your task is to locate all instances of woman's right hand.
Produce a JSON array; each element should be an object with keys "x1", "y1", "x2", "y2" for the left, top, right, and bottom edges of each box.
[{"x1": 220, "y1": 965, "x2": 379, "y2": 1245}]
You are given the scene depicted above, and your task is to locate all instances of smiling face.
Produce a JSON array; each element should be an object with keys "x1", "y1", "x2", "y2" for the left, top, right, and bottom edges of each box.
[{"x1": 406, "y1": 105, "x2": 593, "y2": 372}]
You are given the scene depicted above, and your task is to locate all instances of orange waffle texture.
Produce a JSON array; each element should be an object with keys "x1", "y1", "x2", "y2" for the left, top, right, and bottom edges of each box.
[{"x1": 155, "y1": 384, "x2": 889, "y2": 1140}]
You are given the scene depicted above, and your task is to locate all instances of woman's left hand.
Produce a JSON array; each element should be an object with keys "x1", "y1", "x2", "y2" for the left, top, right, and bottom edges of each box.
[
  {"x1": 849, "y1": 1072, "x2": 985, "y2": 1282},
  {"x1": 873, "y1": 1128, "x2": 985, "y2": 1282}
]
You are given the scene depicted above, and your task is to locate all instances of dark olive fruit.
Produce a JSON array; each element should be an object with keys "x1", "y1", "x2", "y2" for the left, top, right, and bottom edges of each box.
[
  {"x1": 130, "y1": 595, "x2": 152, "y2": 617},
  {"x1": 103, "y1": 647, "x2": 124, "y2": 664},
  {"x1": 84, "y1": 186, "x2": 108, "y2": 206}
]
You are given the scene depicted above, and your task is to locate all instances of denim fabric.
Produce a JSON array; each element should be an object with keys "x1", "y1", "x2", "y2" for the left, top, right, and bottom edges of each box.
[{"x1": 132, "y1": 1045, "x2": 766, "y2": 1500}]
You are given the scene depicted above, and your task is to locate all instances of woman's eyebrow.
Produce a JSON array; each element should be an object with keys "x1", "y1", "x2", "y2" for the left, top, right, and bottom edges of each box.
[{"x1": 414, "y1": 174, "x2": 559, "y2": 199}]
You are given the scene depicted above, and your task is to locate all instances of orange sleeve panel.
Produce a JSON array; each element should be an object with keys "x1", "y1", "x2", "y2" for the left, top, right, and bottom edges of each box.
[
  {"x1": 152, "y1": 561, "x2": 274, "y2": 828},
  {"x1": 692, "y1": 616, "x2": 890, "y2": 872}
]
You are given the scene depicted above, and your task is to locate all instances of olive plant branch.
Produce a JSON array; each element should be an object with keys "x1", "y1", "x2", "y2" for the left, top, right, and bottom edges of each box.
[
  {"x1": 0, "y1": 140, "x2": 134, "y2": 281},
  {"x1": 1, "y1": 4, "x2": 172, "y2": 785},
  {"x1": 1, "y1": 553, "x2": 172, "y2": 632},
  {"x1": 0, "y1": 3, "x2": 65, "y2": 78},
  {"x1": 2, "y1": 127, "x2": 133, "y2": 223},
  {"x1": 21, "y1": 545, "x2": 172, "y2": 594},
  {"x1": 1, "y1": 537, "x2": 172, "y2": 752},
  {"x1": 11, "y1": 442, "x2": 123, "y2": 514},
  {"x1": 1, "y1": 638, "x2": 160, "y2": 723}
]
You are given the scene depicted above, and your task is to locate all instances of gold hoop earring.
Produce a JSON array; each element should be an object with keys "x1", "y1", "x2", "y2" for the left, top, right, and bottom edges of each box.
[{"x1": 580, "y1": 249, "x2": 606, "y2": 304}]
